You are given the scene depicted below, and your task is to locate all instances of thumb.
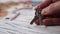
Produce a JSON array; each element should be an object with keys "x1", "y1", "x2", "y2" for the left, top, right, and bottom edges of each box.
[{"x1": 35, "y1": 0, "x2": 52, "y2": 11}]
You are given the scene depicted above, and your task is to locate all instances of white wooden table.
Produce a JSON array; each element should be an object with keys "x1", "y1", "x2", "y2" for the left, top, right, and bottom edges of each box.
[{"x1": 0, "y1": 9, "x2": 60, "y2": 34}]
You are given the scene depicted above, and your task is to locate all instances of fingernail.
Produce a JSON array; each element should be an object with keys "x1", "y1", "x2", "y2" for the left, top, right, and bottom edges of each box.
[
  {"x1": 43, "y1": 19, "x2": 51, "y2": 25},
  {"x1": 41, "y1": 9, "x2": 47, "y2": 15},
  {"x1": 43, "y1": 19, "x2": 47, "y2": 23}
]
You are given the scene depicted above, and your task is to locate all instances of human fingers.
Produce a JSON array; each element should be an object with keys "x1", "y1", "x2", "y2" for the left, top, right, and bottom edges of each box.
[
  {"x1": 43, "y1": 18, "x2": 60, "y2": 26},
  {"x1": 41, "y1": 1, "x2": 60, "y2": 16}
]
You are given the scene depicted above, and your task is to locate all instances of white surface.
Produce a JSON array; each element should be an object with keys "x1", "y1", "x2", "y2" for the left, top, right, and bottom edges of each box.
[{"x1": 0, "y1": 8, "x2": 60, "y2": 34}]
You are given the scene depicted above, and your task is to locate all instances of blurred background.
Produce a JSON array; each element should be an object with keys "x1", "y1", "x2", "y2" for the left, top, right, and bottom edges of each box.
[{"x1": 0, "y1": 0, "x2": 60, "y2": 34}]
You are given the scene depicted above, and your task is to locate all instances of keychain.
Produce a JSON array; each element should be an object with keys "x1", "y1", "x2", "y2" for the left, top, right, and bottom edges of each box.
[{"x1": 30, "y1": 9, "x2": 44, "y2": 25}]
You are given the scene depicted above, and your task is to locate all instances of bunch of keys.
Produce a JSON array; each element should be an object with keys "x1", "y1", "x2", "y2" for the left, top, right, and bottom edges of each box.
[{"x1": 30, "y1": 9, "x2": 44, "y2": 25}]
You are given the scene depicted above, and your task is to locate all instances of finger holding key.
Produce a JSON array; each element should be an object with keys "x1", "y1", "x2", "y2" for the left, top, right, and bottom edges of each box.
[{"x1": 35, "y1": 0, "x2": 52, "y2": 11}]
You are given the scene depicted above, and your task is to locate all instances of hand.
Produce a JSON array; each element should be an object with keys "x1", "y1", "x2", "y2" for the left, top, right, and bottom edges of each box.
[{"x1": 35, "y1": 0, "x2": 60, "y2": 26}]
